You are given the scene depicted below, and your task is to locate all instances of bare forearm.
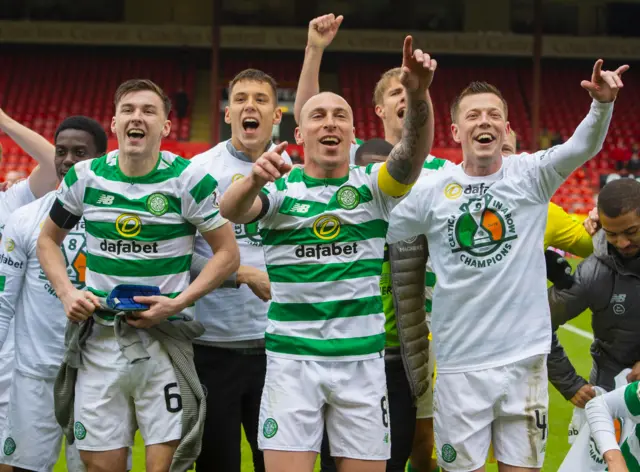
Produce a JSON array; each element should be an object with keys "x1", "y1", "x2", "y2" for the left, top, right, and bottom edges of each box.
[
  {"x1": 604, "y1": 450, "x2": 628, "y2": 471},
  {"x1": 294, "y1": 46, "x2": 324, "y2": 124},
  {"x1": 36, "y1": 236, "x2": 75, "y2": 298},
  {"x1": 0, "y1": 112, "x2": 55, "y2": 167},
  {"x1": 175, "y1": 247, "x2": 240, "y2": 309},
  {"x1": 220, "y1": 176, "x2": 264, "y2": 223},
  {"x1": 386, "y1": 90, "x2": 432, "y2": 184}
]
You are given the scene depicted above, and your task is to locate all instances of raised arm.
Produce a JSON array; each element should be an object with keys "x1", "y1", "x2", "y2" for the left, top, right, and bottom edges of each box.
[
  {"x1": 0, "y1": 109, "x2": 57, "y2": 198},
  {"x1": 220, "y1": 141, "x2": 291, "y2": 224},
  {"x1": 384, "y1": 36, "x2": 436, "y2": 188},
  {"x1": 545, "y1": 60, "x2": 629, "y2": 178},
  {"x1": 293, "y1": 14, "x2": 343, "y2": 124}
]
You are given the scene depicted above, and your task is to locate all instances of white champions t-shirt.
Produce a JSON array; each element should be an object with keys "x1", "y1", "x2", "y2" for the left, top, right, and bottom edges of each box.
[{"x1": 387, "y1": 100, "x2": 614, "y2": 373}]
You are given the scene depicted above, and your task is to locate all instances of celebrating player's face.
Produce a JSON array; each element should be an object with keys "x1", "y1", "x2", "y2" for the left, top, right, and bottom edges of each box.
[
  {"x1": 112, "y1": 90, "x2": 170, "y2": 158},
  {"x1": 296, "y1": 92, "x2": 354, "y2": 170},
  {"x1": 376, "y1": 77, "x2": 406, "y2": 135},
  {"x1": 502, "y1": 130, "x2": 517, "y2": 156},
  {"x1": 600, "y1": 210, "x2": 640, "y2": 258},
  {"x1": 54, "y1": 129, "x2": 99, "y2": 181},
  {"x1": 225, "y1": 80, "x2": 281, "y2": 153},
  {"x1": 452, "y1": 93, "x2": 509, "y2": 163}
]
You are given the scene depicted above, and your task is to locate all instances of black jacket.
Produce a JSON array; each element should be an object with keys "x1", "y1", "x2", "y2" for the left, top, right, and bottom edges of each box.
[{"x1": 547, "y1": 230, "x2": 640, "y2": 399}]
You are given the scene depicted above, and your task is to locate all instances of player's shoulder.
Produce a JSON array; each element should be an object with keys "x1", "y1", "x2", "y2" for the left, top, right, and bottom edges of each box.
[
  {"x1": 5, "y1": 191, "x2": 54, "y2": 233},
  {"x1": 160, "y1": 151, "x2": 202, "y2": 184},
  {"x1": 75, "y1": 153, "x2": 110, "y2": 179},
  {"x1": 423, "y1": 154, "x2": 454, "y2": 171},
  {"x1": 547, "y1": 202, "x2": 569, "y2": 220},
  {"x1": 503, "y1": 149, "x2": 553, "y2": 173},
  {"x1": 191, "y1": 141, "x2": 227, "y2": 167}
]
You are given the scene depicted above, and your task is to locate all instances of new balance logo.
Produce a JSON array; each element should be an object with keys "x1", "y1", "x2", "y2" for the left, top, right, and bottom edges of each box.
[
  {"x1": 611, "y1": 294, "x2": 626, "y2": 303},
  {"x1": 290, "y1": 203, "x2": 310, "y2": 214},
  {"x1": 97, "y1": 195, "x2": 115, "y2": 205}
]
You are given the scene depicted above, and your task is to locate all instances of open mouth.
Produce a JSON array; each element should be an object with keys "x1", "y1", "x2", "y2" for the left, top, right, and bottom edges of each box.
[
  {"x1": 319, "y1": 136, "x2": 341, "y2": 147},
  {"x1": 475, "y1": 133, "x2": 496, "y2": 145},
  {"x1": 127, "y1": 129, "x2": 145, "y2": 140},
  {"x1": 242, "y1": 118, "x2": 260, "y2": 132},
  {"x1": 397, "y1": 108, "x2": 406, "y2": 119}
]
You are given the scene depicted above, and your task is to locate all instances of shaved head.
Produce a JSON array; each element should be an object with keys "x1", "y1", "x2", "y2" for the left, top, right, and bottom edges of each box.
[
  {"x1": 295, "y1": 91, "x2": 355, "y2": 176},
  {"x1": 300, "y1": 92, "x2": 353, "y2": 124}
]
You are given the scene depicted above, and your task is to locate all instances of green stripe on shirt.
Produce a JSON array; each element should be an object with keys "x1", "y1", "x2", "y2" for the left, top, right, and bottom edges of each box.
[
  {"x1": 63, "y1": 165, "x2": 79, "y2": 188},
  {"x1": 265, "y1": 332, "x2": 385, "y2": 357},
  {"x1": 87, "y1": 253, "x2": 192, "y2": 277},
  {"x1": 269, "y1": 296, "x2": 382, "y2": 322},
  {"x1": 261, "y1": 219, "x2": 388, "y2": 246},
  {"x1": 85, "y1": 220, "x2": 196, "y2": 242},
  {"x1": 267, "y1": 259, "x2": 382, "y2": 283},
  {"x1": 84, "y1": 187, "x2": 182, "y2": 214},
  {"x1": 189, "y1": 174, "x2": 218, "y2": 204},
  {"x1": 625, "y1": 382, "x2": 640, "y2": 416},
  {"x1": 278, "y1": 185, "x2": 374, "y2": 217},
  {"x1": 90, "y1": 154, "x2": 190, "y2": 184}
]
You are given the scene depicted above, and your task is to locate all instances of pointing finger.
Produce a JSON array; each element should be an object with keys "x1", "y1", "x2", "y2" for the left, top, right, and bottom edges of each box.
[
  {"x1": 273, "y1": 141, "x2": 289, "y2": 154},
  {"x1": 592, "y1": 59, "x2": 603, "y2": 82},
  {"x1": 403, "y1": 36, "x2": 413, "y2": 61}
]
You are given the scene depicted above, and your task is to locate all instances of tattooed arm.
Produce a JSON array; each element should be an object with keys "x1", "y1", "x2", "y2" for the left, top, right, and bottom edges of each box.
[
  {"x1": 386, "y1": 91, "x2": 433, "y2": 185},
  {"x1": 384, "y1": 37, "x2": 437, "y2": 190}
]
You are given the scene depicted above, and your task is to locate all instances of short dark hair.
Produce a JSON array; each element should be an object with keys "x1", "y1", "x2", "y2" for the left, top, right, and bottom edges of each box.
[
  {"x1": 229, "y1": 69, "x2": 278, "y2": 104},
  {"x1": 450, "y1": 81, "x2": 508, "y2": 123},
  {"x1": 55, "y1": 116, "x2": 108, "y2": 155},
  {"x1": 114, "y1": 79, "x2": 171, "y2": 117},
  {"x1": 598, "y1": 178, "x2": 640, "y2": 218},
  {"x1": 355, "y1": 138, "x2": 394, "y2": 166}
]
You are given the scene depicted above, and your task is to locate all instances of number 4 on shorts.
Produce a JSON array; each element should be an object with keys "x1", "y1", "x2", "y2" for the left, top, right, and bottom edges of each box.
[
  {"x1": 164, "y1": 382, "x2": 183, "y2": 413},
  {"x1": 535, "y1": 409, "x2": 547, "y2": 440}
]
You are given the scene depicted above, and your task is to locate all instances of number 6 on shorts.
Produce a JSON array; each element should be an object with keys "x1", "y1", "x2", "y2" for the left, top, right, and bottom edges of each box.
[{"x1": 164, "y1": 383, "x2": 183, "y2": 413}]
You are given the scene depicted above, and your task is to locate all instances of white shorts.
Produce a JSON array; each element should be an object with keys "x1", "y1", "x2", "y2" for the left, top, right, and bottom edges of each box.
[
  {"x1": 433, "y1": 354, "x2": 548, "y2": 472},
  {"x1": 74, "y1": 323, "x2": 182, "y2": 451},
  {"x1": 416, "y1": 338, "x2": 435, "y2": 419},
  {"x1": 1, "y1": 369, "x2": 84, "y2": 471},
  {"x1": 0, "y1": 329, "x2": 15, "y2": 428},
  {"x1": 258, "y1": 356, "x2": 391, "y2": 461}
]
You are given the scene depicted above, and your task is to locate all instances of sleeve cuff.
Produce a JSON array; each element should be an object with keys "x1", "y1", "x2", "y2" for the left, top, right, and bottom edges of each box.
[{"x1": 592, "y1": 99, "x2": 615, "y2": 110}]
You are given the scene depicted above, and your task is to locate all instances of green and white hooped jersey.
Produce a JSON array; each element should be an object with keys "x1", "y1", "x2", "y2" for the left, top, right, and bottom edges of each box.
[
  {"x1": 55, "y1": 151, "x2": 226, "y2": 318},
  {"x1": 617, "y1": 382, "x2": 640, "y2": 469},
  {"x1": 258, "y1": 165, "x2": 400, "y2": 361}
]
